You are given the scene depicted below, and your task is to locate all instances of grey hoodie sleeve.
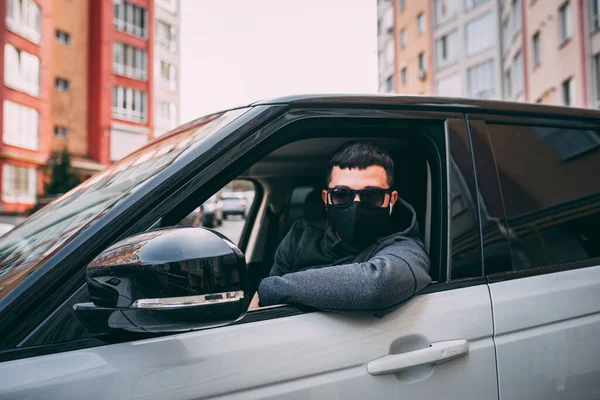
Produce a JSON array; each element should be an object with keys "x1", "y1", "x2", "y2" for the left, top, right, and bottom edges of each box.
[{"x1": 258, "y1": 238, "x2": 431, "y2": 315}]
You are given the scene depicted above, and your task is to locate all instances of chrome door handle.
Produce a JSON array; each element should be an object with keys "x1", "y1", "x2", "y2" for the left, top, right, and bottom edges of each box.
[{"x1": 367, "y1": 339, "x2": 469, "y2": 376}]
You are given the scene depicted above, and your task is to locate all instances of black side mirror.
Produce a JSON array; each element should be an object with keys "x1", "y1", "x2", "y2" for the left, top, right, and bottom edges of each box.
[{"x1": 73, "y1": 227, "x2": 249, "y2": 333}]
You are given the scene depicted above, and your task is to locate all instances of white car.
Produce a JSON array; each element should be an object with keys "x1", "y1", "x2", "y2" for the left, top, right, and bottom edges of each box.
[{"x1": 0, "y1": 96, "x2": 599, "y2": 399}]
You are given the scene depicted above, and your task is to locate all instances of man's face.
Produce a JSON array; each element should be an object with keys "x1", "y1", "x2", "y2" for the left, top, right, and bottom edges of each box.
[{"x1": 321, "y1": 165, "x2": 398, "y2": 209}]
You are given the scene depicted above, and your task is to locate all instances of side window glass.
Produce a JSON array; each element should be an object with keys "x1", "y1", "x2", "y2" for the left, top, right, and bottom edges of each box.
[
  {"x1": 447, "y1": 119, "x2": 483, "y2": 280},
  {"x1": 178, "y1": 179, "x2": 256, "y2": 246},
  {"x1": 487, "y1": 123, "x2": 600, "y2": 271}
]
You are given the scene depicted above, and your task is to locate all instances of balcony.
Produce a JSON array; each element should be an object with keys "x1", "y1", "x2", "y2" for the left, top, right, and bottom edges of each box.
[
  {"x1": 112, "y1": 107, "x2": 147, "y2": 124},
  {"x1": 157, "y1": 38, "x2": 177, "y2": 52},
  {"x1": 6, "y1": 17, "x2": 41, "y2": 44},
  {"x1": 113, "y1": 19, "x2": 147, "y2": 39},
  {"x1": 113, "y1": 63, "x2": 147, "y2": 81}
]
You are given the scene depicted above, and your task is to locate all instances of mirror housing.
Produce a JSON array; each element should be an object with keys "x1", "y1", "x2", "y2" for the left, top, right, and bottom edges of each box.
[{"x1": 73, "y1": 227, "x2": 249, "y2": 333}]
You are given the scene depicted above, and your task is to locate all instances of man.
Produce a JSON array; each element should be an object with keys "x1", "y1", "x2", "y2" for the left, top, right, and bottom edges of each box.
[{"x1": 251, "y1": 140, "x2": 431, "y2": 316}]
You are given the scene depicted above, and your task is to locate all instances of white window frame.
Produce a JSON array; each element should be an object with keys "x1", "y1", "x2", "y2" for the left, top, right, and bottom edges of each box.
[
  {"x1": 157, "y1": 0, "x2": 177, "y2": 14},
  {"x1": 417, "y1": 13, "x2": 425, "y2": 35},
  {"x1": 113, "y1": 42, "x2": 147, "y2": 81},
  {"x1": 400, "y1": 29, "x2": 407, "y2": 48},
  {"x1": 114, "y1": 0, "x2": 148, "y2": 38},
  {"x1": 157, "y1": 20, "x2": 177, "y2": 52},
  {"x1": 559, "y1": 2, "x2": 571, "y2": 43},
  {"x1": 2, "y1": 164, "x2": 38, "y2": 204},
  {"x1": 436, "y1": 30, "x2": 458, "y2": 69},
  {"x1": 6, "y1": 0, "x2": 41, "y2": 44},
  {"x1": 112, "y1": 85, "x2": 148, "y2": 123},
  {"x1": 562, "y1": 77, "x2": 574, "y2": 106},
  {"x1": 467, "y1": 60, "x2": 495, "y2": 98},
  {"x1": 592, "y1": 0, "x2": 600, "y2": 31},
  {"x1": 4, "y1": 44, "x2": 40, "y2": 97},
  {"x1": 532, "y1": 31, "x2": 540, "y2": 66},
  {"x1": 3, "y1": 101, "x2": 40, "y2": 150},
  {"x1": 465, "y1": 12, "x2": 495, "y2": 57}
]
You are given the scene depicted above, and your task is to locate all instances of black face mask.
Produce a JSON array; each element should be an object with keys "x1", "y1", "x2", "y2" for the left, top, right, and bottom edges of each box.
[{"x1": 327, "y1": 201, "x2": 392, "y2": 249}]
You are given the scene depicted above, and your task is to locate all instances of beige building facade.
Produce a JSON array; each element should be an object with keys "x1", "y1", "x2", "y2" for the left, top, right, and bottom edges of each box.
[{"x1": 525, "y1": 0, "x2": 588, "y2": 107}]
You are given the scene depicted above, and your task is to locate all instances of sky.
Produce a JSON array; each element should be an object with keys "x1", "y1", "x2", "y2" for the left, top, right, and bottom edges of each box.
[{"x1": 180, "y1": 0, "x2": 378, "y2": 123}]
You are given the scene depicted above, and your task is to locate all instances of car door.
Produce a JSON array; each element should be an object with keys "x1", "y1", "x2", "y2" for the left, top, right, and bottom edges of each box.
[
  {"x1": 468, "y1": 115, "x2": 600, "y2": 399},
  {"x1": 0, "y1": 107, "x2": 498, "y2": 399}
]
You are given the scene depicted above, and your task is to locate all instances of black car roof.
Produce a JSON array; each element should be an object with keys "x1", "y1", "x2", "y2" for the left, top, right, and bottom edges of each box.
[{"x1": 250, "y1": 94, "x2": 600, "y2": 121}]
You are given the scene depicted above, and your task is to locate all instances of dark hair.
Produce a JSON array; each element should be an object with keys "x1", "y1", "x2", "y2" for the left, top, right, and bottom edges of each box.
[{"x1": 327, "y1": 140, "x2": 394, "y2": 187}]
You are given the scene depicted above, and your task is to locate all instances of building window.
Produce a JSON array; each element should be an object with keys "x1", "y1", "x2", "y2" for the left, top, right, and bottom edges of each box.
[
  {"x1": 399, "y1": 0, "x2": 405, "y2": 12},
  {"x1": 6, "y1": 0, "x2": 41, "y2": 44},
  {"x1": 114, "y1": 0, "x2": 147, "y2": 38},
  {"x1": 592, "y1": 0, "x2": 600, "y2": 30},
  {"x1": 55, "y1": 77, "x2": 70, "y2": 92},
  {"x1": 465, "y1": 12, "x2": 495, "y2": 56},
  {"x1": 595, "y1": 53, "x2": 600, "y2": 107},
  {"x1": 401, "y1": 66, "x2": 407, "y2": 85},
  {"x1": 2, "y1": 164, "x2": 38, "y2": 204},
  {"x1": 113, "y1": 42, "x2": 147, "y2": 81},
  {"x1": 112, "y1": 85, "x2": 148, "y2": 123},
  {"x1": 55, "y1": 29, "x2": 71, "y2": 45},
  {"x1": 157, "y1": 0, "x2": 177, "y2": 14},
  {"x1": 54, "y1": 125, "x2": 68, "y2": 140},
  {"x1": 400, "y1": 29, "x2": 407, "y2": 48},
  {"x1": 157, "y1": 101, "x2": 177, "y2": 131},
  {"x1": 532, "y1": 31, "x2": 540, "y2": 67},
  {"x1": 418, "y1": 52, "x2": 426, "y2": 71},
  {"x1": 562, "y1": 77, "x2": 573, "y2": 106},
  {"x1": 3, "y1": 101, "x2": 39, "y2": 150},
  {"x1": 434, "y1": 0, "x2": 460, "y2": 26},
  {"x1": 157, "y1": 20, "x2": 177, "y2": 52},
  {"x1": 383, "y1": 40, "x2": 394, "y2": 72},
  {"x1": 4, "y1": 44, "x2": 40, "y2": 97},
  {"x1": 417, "y1": 13, "x2": 425, "y2": 34},
  {"x1": 159, "y1": 61, "x2": 177, "y2": 92},
  {"x1": 385, "y1": 75, "x2": 395, "y2": 93},
  {"x1": 467, "y1": 60, "x2": 495, "y2": 98},
  {"x1": 465, "y1": 0, "x2": 487, "y2": 10},
  {"x1": 436, "y1": 74, "x2": 462, "y2": 97},
  {"x1": 436, "y1": 30, "x2": 458, "y2": 69},
  {"x1": 559, "y1": 2, "x2": 571, "y2": 44},
  {"x1": 512, "y1": 51, "x2": 524, "y2": 98},
  {"x1": 505, "y1": 68, "x2": 512, "y2": 98}
]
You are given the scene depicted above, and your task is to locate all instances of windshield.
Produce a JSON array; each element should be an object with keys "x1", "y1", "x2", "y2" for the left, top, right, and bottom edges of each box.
[{"x1": 0, "y1": 109, "x2": 247, "y2": 299}]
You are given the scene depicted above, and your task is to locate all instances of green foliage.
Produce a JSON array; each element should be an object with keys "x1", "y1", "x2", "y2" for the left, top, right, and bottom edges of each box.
[{"x1": 44, "y1": 147, "x2": 81, "y2": 196}]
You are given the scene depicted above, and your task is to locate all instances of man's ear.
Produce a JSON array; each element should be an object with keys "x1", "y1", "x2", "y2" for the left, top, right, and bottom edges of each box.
[
  {"x1": 321, "y1": 189, "x2": 328, "y2": 208},
  {"x1": 390, "y1": 190, "x2": 398, "y2": 214}
]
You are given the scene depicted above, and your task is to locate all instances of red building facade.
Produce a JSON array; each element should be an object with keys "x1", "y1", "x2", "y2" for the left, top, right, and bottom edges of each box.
[{"x1": 88, "y1": 0, "x2": 154, "y2": 166}]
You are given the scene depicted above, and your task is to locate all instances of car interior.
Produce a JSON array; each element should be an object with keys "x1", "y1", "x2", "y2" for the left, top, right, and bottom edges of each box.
[{"x1": 163, "y1": 120, "x2": 446, "y2": 311}]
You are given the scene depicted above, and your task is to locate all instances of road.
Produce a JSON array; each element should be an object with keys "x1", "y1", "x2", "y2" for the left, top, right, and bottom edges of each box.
[{"x1": 213, "y1": 216, "x2": 246, "y2": 245}]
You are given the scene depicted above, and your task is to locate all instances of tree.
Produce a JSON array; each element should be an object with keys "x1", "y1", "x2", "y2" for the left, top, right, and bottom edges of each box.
[{"x1": 44, "y1": 147, "x2": 81, "y2": 196}]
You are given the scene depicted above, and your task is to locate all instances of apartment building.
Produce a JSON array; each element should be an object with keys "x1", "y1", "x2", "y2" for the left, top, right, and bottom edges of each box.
[
  {"x1": 500, "y1": 0, "x2": 525, "y2": 101},
  {"x1": 154, "y1": 0, "x2": 179, "y2": 137},
  {"x1": 525, "y1": 0, "x2": 587, "y2": 106},
  {"x1": 433, "y1": 0, "x2": 502, "y2": 99},
  {"x1": 377, "y1": 0, "x2": 395, "y2": 93},
  {"x1": 89, "y1": 0, "x2": 154, "y2": 164},
  {"x1": 51, "y1": 0, "x2": 104, "y2": 178},
  {"x1": 0, "y1": 0, "x2": 53, "y2": 217},
  {"x1": 394, "y1": 0, "x2": 432, "y2": 94}
]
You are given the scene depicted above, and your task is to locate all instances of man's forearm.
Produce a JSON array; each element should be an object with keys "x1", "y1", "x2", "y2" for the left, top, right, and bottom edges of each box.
[{"x1": 258, "y1": 252, "x2": 431, "y2": 313}]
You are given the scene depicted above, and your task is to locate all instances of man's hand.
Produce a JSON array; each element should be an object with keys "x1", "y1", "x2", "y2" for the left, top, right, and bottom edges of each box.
[{"x1": 248, "y1": 292, "x2": 260, "y2": 310}]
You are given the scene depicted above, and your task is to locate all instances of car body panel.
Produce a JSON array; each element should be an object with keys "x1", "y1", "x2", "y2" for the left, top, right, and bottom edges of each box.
[
  {"x1": 490, "y1": 265, "x2": 600, "y2": 399},
  {"x1": 0, "y1": 285, "x2": 497, "y2": 400}
]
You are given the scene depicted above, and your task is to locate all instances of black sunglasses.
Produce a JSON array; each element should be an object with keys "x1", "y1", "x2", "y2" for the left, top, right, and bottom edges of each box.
[{"x1": 327, "y1": 187, "x2": 392, "y2": 208}]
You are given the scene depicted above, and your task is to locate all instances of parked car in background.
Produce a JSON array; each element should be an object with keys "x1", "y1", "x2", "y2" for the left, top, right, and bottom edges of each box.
[
  {"x1": 221, "y1": 193, "x2": 247, "y2": 219},
  {"x1": 201, "y1": 194, "x2": 223, "y2": 227},
  {"x1": 242, "y1": 191, "x2": 255, "y2": 217}
]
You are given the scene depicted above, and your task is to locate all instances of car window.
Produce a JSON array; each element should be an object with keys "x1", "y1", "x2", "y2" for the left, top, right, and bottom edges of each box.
[
  {"x1": 0, "y1": 109, "x2": 247, "y2": 299},
  {"x1": 484, "y1": 123, "x2": 600, "y2": 272},
  {"x1": 178, "y1": 180, "x2": 257, "y2": 246}
]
